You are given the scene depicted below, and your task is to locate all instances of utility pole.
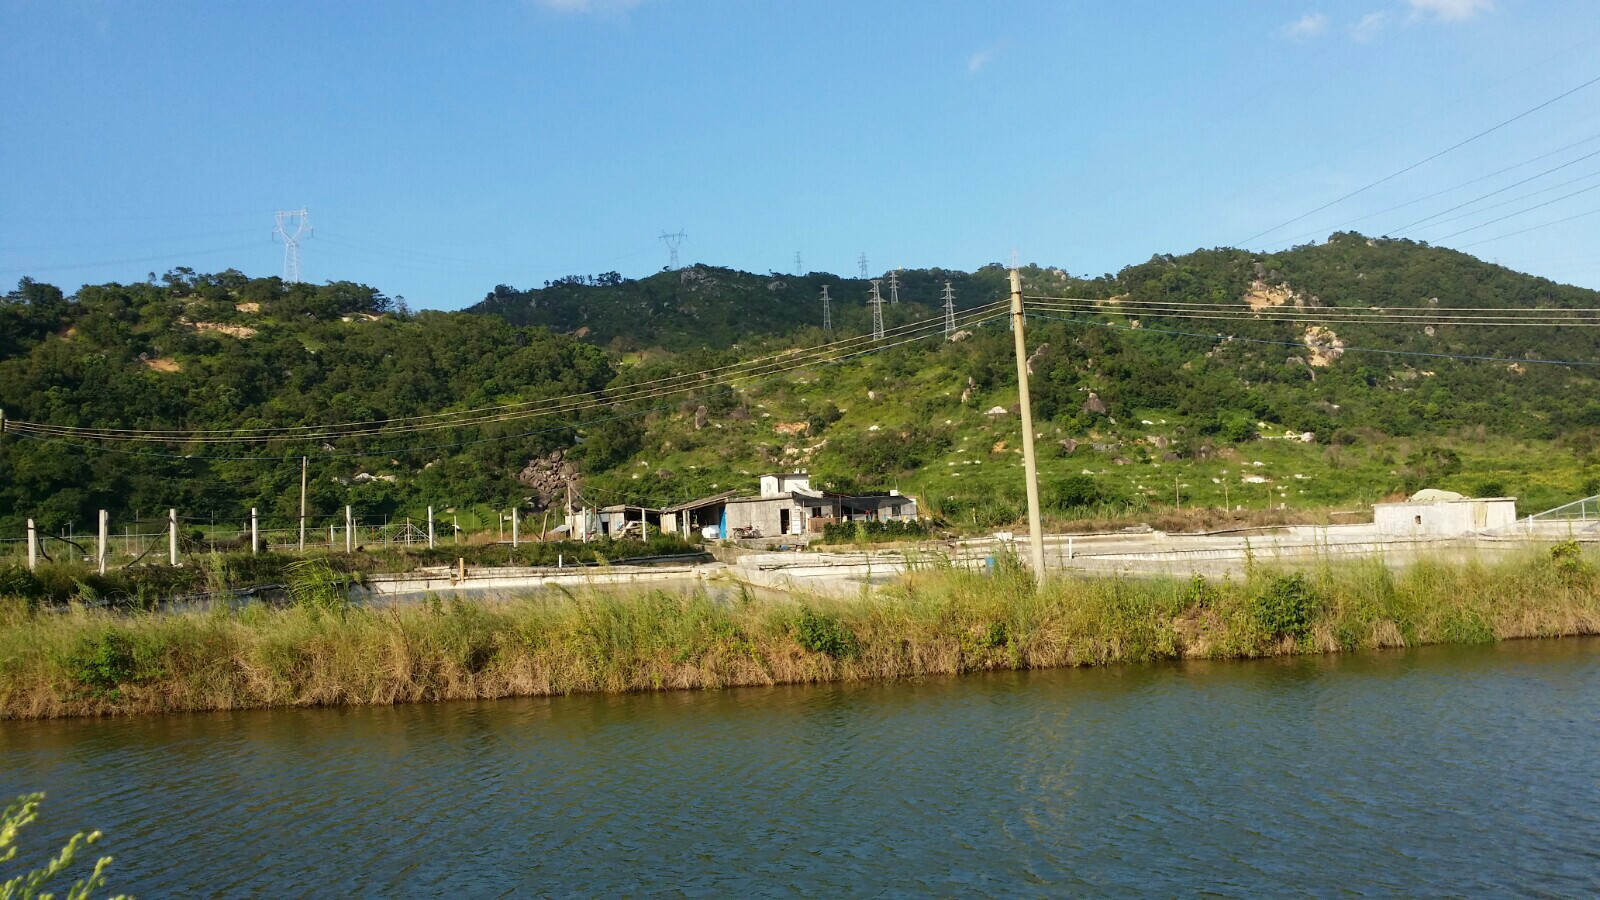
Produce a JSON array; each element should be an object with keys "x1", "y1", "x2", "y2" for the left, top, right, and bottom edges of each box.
[
  {"x1": 858, "y1": 252, "x2": 869, "y2": 279},
  {"x1": 97, "y1": 509, "x2": 108, "y2": 575},
  {"x1": 821, "y1": 285, "x2": 832, "y2": 332},
  {"x1": 26, "y1": 519, "x2": 37, "y2": 572},
  {"x1": 345, "y1": 505, "x2": 353, "y2": 553},
  {"x1": 428, "y1": 506, "x2": 435, "y2": 549},
  {"x1": 251, "y1": 507, "x2": 259, "y2": 555},
  {"x1": 298, "y1": 455, "x2": 308, "y2": 552},
  {"x1": 942, "y1": 281, "x2": 956, "y2": 336},
  {"x1": 660, "y1": 230, "x2": 687, "y2": 269},
  {"x1": 272, "y1": 209, "x2": 312, "y2": 283},
  {"x1": 168, "y1": 508, "x2": 179, "y2": 567},
  {"x1": 888, "y1": 269, "x2": 900, "y2": 305},
  {"x1": 1008, "y1": 267, "x2": 1046, "y2": 580},
  {"x1": 869, "y1": 280, "x2": 885, "y2": 341}
]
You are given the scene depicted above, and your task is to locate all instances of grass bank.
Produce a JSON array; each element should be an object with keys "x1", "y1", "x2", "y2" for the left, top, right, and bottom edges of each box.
[{"x1": 2, "y1": 545, "x2": 1597, "y2": 720}]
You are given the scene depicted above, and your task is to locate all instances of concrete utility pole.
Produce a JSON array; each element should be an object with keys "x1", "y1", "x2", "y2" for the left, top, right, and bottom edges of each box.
[
  {"x1": 511, "y1": 508, "x2": 519, "y2": 547},
  {"x1": 821, "y1": 285, "x2": 832, "y2": 332},
  {"x1": 168, "y1": 509, "x2": 179, "y2": 567},
  {"x1": 942, "y1": 281, "x2": 956, "y2": 336},
  {"x1": 345, "y1": 505, "x2": 353, "y2": 553},
  {"x1": 97, "y1": 510, "x2": 108, "y2": 575},
  {"x1": 427, "y1": 506, "x2": 435, "y2": 549},
  {"x1": 26, "y1": 518, "x2": 37, "y2": 572},
  {"x1": 869, "y1": 279, "x2": 885, "y2": 341},
  {"x1": 298, "y1": 455, "x2": 308, "y2": 552},
  {"x1": 1008, "y1": 267, "x2": 1046, "y2": 579},
  {"x1": 251, "y1": 507, "x2": 259, "y2": 555}
]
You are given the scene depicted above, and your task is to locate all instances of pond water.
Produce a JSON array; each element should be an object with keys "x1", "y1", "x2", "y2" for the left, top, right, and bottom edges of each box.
[{"x1": 4, "y1": 639, "x2": 1598, "y2": 898}]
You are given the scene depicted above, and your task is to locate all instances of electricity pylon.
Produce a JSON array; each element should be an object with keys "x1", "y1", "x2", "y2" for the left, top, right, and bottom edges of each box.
[
  {"x1": 660, "y1": 230, "x2": 687, "y2": 268},
  {"x1": 272, "y1": 209, "x2": 311, "y2": 283},
  {"x1": 869, "y1": 279, "x2": 885, "y2": 340},
  {"x1": 821, "y1": 284, "x2": 832, "y2": 332},
  {"x1": 942, "y1": 281, "x2": 956, "y2": 336}
]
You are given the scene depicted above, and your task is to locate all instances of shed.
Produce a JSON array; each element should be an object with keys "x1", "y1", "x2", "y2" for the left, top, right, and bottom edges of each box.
[{"x1": 1373, "y1": 491, "x2": 1516, "y2": 536}]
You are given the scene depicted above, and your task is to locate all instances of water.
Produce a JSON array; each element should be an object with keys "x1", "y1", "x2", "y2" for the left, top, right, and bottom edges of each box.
[{"x1": 4, "y1": 640, "x2": 1599, "y2": 899}]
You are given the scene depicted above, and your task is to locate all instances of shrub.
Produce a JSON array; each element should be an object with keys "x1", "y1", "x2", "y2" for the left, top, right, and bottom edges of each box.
[
  {"x1": 0, "y1": 564, "x2": 42, "y2": 599},
  {"x1": 819, "y1": 519, "x2": 930, "y2": 544},
  {"x1": 1550, "y1": 540, "x2": 1594, "y2": 579},
  {"x1": 794, "y1": 608, "x2": 858, "y2": 659},
  {"x1": 1249, "y1": 572, "x2": 1319, "y2": 639},
  {"x1": 62, "y1": 630, "x2": 161, "y2": 697}
]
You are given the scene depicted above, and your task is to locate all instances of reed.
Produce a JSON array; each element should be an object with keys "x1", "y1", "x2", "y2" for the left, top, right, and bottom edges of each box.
[{"x1": 1, "y1": 545, "x2": 1595, "y2": 720}]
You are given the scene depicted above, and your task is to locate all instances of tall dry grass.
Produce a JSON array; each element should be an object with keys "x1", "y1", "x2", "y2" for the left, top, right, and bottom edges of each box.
[{"x1": 2, "y1": 546, "x2": 1597, "y2": 720}]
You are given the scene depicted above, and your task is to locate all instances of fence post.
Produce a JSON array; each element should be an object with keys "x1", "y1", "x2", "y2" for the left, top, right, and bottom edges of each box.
[
  {"x1": 345, "y1": 505, "x2": 353, "y2": 553},
  {"x1": 26, "y1": 518, "x2": 38, "y2": 571},
  {"x1": 168, "y1": 508, "x2": 179, "y2": 566},
  {"x1": 428, "y1": 506, "x2": 435, "y2": 549},
  {"x1": 97, "y1": 509, "x2": 108, "y2": 575}
]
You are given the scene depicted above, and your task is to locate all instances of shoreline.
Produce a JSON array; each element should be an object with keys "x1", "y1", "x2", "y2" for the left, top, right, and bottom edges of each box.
[{"x1": 2, "y1": 547, "x2": 1597, "y2": 721}]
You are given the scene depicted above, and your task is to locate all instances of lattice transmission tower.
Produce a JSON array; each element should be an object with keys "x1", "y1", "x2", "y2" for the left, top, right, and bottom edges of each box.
[
  {"x1": 660, "y1": 230, "x2": 687, "y2": 269},
  {"x1": 794, "y1": 251, "x2": 803, "y2": 275},
  {"x1": 821, "y1": 284, "x2": 832, "y2": 332},
  {"x1": 858, "y1": 252, "x2": 869, "y2": 279},
  {"x1": 272, "y1": 209, "x2": 311, "y2": 283},
  {"x1": 942, "y1": 281, "x2": 956, "y2": 336},
  {"x1": 869, "y1": 279, "x2": 885, "y2": 340},
  {"x1": 888, "y1": 269, "x2": 900, "y2": 305}
]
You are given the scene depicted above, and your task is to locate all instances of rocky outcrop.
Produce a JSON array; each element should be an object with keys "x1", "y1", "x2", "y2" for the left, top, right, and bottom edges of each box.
[
  {"x1": 1083, "y1": 392, "x2": 1108, "y2": 415},
  {"x1": 516, "y1": 449, "x2": 578, "y2": 511}
]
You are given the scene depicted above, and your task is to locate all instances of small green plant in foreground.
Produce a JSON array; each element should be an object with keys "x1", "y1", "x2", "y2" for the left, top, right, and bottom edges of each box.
[
  {"x1": 794, "y1": 608, "x2": 858, "y2": 659},
  {"x1": 1, "y1": 792, "x2": 129, "y2": 900},
  {"x1": 1249, "y1": 572, "x2": 1320, "y2": 639}
]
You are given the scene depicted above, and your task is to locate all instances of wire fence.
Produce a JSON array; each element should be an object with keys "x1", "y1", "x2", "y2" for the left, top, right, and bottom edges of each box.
[{"x1": 1, "y1": 508, "x2": 562, "y2": 570}]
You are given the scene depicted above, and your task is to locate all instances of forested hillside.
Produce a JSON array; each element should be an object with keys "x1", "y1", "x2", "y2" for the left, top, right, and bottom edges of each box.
[{"x1": 3, "y1": 234, "x2": 1599, "y2": 537}]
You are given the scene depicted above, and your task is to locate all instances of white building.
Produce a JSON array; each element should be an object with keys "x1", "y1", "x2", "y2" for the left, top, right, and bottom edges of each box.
[{"x1": 1373, "y1": 489, "x2": 1516, "y2": 536}]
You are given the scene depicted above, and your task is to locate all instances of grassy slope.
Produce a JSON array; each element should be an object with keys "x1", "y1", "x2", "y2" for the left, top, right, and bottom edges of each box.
[
  {"x1": 578, "y1": 327, "x2": 1596, "y2": 528},
  {"x1": 3, "y1": 547, "x2": 1597, "y2": 719}
]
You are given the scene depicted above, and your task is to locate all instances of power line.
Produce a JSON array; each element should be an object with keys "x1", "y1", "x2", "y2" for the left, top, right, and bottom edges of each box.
[
  {"x1": 1458, "y1": 204, "x2": 1600, "y2": 249},
  {"x1": 1263, "y1": 132, "x2": 1600, "y2": 249},
  {"x1": 1024, "y1": 298, "x2": 1600, "y2": 327},
  {"x1": 1391, "y1": 168, "x2": 1600, "y2": 236},
  {"x1": 1238, "y1": 72, "x2": 1600, "y2": 245},
  {"x1": 1432, "y1": 181, "x2": 1600, "y2": 241},
  {"x1": 6, "y1": 302, "x2": 1010, "y2": 443},
  {"x1": 1385, "y1": 146, "x2": 1600, "y2": 235},
  {"x1": 6, "y1": 307, "x2": 1013, "y2": 461},
  {"x1": 1026, "y1": 311, "x2": 1600, "y2": 368}
]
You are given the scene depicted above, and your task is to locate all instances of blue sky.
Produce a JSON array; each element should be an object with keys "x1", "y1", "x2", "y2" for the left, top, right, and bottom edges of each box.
[{"x1": 2, "y1": 0, "x2": 1598, "y2": 309}]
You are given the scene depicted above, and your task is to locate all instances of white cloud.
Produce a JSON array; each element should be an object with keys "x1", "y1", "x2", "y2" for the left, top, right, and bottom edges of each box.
[
  {"x1": 1404, "y1": 0, "x2": 1493, "y2": 20},
  {"x1": 1350, "y1": 10, "x2": 1388, "y2": 41},
  {"x1": 1279, "y1": 12, "x2": 1330, "y2": 40},
  {"x1": 528, "y1": 0, "x2": 645, "y2": 13},
  {"x1": 967, "y1": 39, "x2": 1009, "y2": 75}
]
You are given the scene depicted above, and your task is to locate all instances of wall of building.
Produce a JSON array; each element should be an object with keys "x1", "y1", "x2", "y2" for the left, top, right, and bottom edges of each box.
[
  {"x1": 1374, "y1": 500, "x2": 1516, "y2": 536},
  {"x1": 725, "y1": 498, "x2": 806, "y2": 537}
]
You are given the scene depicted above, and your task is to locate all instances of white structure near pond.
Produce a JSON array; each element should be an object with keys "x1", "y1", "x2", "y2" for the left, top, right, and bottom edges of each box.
[{"x1": 1373, "y1": 489, "x2": 1516, "y2": 536}]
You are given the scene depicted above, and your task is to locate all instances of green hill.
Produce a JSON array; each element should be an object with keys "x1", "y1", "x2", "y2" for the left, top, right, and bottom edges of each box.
[{"x1": 3, "y1": 234, "x2": 1599, "y2": 538}]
